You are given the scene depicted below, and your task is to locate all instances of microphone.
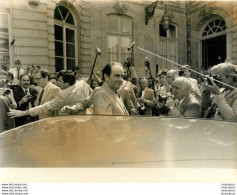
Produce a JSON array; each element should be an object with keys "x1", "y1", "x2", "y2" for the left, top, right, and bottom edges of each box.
[
  {"x1": 10, "y1": 39, "x2": 15, "y2": 47},
  {"x1": 127, "y1": 42, "x2": 135, "y2": 50},
  {"x1": 95, "y1": 47, "x2": 101, "y2": 55}
]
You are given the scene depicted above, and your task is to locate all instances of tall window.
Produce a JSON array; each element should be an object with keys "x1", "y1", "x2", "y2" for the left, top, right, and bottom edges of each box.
[
  {"x1": 159, "y1": 24, "x2": 178, "y2": 70},
  {"x1": 0, "y1": 12, "x2": 10, "y2": 69},
  {"x1": 107, "y1": 14, "x2": 132, "y2": 64},
  {"x1": 54, "y1": 5, "x2": 76, "y2": 72}
]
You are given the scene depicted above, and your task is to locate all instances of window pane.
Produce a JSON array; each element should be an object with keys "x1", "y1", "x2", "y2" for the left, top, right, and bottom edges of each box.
[
  {"x1": 120, "y1": 37, "x2": 131, "y2": 53},
  {"x1": 121, "y1": 16, "x2": 132, "y2": 33},
  {"x1": 170, "y1": 25, "x2": 176, "y2": 38},
  {"x1": 159, "y1": 24, "x2": 167, "y2": 37},
  {"x1": 108, "y1": 36, "x2": 119, "y2": 52},
  {"x1": 55, "y1": 41, "x2": 63, "y2": 56},
  {"x1": 169, "y1": 42, "x2": 176, "y2": 56},
  {"x1": 66, "y1": 13, "x2": 74, "y2": 25},
  {"x1": 54, "y1": 25, "x2": 63, "y2": 41},
  {"x1": 108, "y1": 15, "x2": 119, "y2": 32},
  {"x1": 66, "y1": 28, "x2": 75, "y2": 43},
  {"x1": 54, "y1": 7, "x2": 62, "y2": 21},
  {"x1": 58, "y1": 6, "x2": 69, "y2": 21},
  {"x1": 109, "y1": 52, "x2": 119, "y2": 62},
  {"x1": 66, "y1": 43, "x2": 75, "y2": 58},
  {"x1": 0, "y1": 13, "x2": 9, "y2": 68},
  {"x1": 55, "y1": 57, "x2": 64, "y2": 72},
  {"x1": 66, "y1": 58, "x2": 75, "y2": 70}
]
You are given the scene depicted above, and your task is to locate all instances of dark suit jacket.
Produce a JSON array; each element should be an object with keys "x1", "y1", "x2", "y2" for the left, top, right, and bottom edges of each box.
[{"x1": 10, "y1": 85, "x2": 38, "y2": 127}]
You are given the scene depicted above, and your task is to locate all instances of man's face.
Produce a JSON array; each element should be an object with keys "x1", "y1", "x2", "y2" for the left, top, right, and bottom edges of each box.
[
  {"x1": 183, "y1": 68, "x2": 191, "y2": 77},
  {"x1": 0, "y1": 72, "x2": 7, "y2": 86},
  {"x1": 35, "y1": 73, "x2": 48, "y2": 88},
  {"x1": 172, "y1": 80, "x2": 187, "y2": 100},
  {"x1": 57, "y1": 76, "x2": 69, "y2": 90},
  {"x1": 166, "y1": 72, "x2": 174, "y2": 85},
  {"x1": 50, "y1": 79, "x2": 58, "y2": 86},
  {"x1": 96, "y1": 71, "x2": 101, "y2": 78},
  {"x1": 92, "y1": 80, "x2": 98, "y2": 88},
  {"x1": 15, "y1": 62, "x2": 22, "y2": 70},
  {"x1": 20, "y1": 75, "x2": 30, "y2": 89},
  {"x1": 220, "y1": 74, "x2": 234, "y2": 86},
  {"x1": 159, "y1": 74, "x2": 167, "y2": 85},
  {"x1": 29, "y1": 67, "x2": 35, "y2": 73},
  {"x1": 139, "y1": 79, "x2": 148, "y2": 90},
  {"x1": 123, "y1": 69, "x2": 128, "y2": 80},
  {"x1": 105, "y1": 65, "x2": 124, "y2": 91}
]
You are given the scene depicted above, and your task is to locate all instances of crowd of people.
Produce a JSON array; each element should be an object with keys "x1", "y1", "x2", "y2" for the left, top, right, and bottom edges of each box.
[{"x1": 1, "y1": 59, "x2": 237, "y2": 133}]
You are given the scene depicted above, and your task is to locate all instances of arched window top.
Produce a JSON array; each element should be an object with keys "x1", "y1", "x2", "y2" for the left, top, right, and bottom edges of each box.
[
  {"x1": 54, "y1": 5, "x2": 74, "y2": 25},
  {"x1": 202, "y1": 19, "x2": 226, "y2": 37}
]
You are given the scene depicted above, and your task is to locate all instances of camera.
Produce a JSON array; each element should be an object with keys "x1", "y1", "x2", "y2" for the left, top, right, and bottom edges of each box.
[
  {"x1": 3, "y1": 89, "x2": 11, "y2": 96},
  {"x1": 144, "y1": 60, "x2": 150, "y2": 69},
  {"x1": 201, "y1": 75, "x2": 222, "y2": 88},
  {"x1": 124, "y1": 58, "x2": 132, "y2": 69},
  {"x1": 26, "y1": 95, "x2": 33, "y2": 99}
]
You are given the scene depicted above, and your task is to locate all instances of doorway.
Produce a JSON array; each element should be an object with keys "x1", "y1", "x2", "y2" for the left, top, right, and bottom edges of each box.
[{"x1": 202, "y1": 35, "x2": 226, "y2": 69}]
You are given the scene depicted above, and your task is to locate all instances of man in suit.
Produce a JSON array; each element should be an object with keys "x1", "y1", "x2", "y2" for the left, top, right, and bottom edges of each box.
[
  {"x1": 10, "y1": 74, "x2": 38, "y2": 127},
  {"x1": 34, "y1": 69, "x2": 61, "y2": 120},
  {"x1": 93, "y1": 62, "x2": 129, "y2": 115},
  {"x1": 8, "y1": 71, "x2": 89, "y2": 118},
  {"x1": 167, "y1": 77, "x2": 201, "y2": 118},
  {"x1": 8, "y1": 60, "x2": 24, "y2": 85},
  {"x1": 137, "y1": 77, "x2": 155, "y2": 115}
]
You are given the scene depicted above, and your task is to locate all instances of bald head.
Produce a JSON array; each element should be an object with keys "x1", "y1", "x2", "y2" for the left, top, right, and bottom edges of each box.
[
  {"x1": 166, "y1": 69, "x2": 178, "y2": 85},
  {"x1": 172, "y1": 77, "x2": 192, "y2": 100}
]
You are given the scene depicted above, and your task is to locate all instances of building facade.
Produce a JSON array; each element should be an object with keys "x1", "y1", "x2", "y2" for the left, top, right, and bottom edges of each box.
[{"x1": 0, "y1": 0, "x2": 236, "y2": 77}]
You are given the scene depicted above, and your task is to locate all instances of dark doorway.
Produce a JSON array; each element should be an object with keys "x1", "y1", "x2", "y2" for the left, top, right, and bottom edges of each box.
[{"x1": 202, "y1": 35, "x2": 226, "y2": 69}]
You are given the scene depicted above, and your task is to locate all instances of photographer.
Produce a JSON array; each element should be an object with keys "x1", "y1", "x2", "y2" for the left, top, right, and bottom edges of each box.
[
  {"x1": 201, "y1": 63, "x2": 237, "y2": 121},
  {"x1": 0, "y1": 70, "x2": 17, "y2": 109},
  {"x1": 137, "y1": 77, "x2": 155, "y2": 116}
]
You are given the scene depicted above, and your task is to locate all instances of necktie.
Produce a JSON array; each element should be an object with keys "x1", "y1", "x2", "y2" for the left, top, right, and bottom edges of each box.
[
  {"x1": 25, "y1": 89, "x2": 28, "y2": 95},
  {"x1": 175, "y1": 99, "x2": 180, "y2": 107},
  {"x1": 138, "y1": 90, "x2": 143, "y2": 98},
  {"x1": 17, "y1": 69, "x2": 20, "y2": 80},
  {"x1": 38, "y1": 89, "x2": 44, "y2": 105}
]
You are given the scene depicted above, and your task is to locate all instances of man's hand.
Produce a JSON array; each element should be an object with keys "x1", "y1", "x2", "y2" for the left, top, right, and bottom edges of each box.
[
  {"x1": 19, "y1": 95, "x2": 30, "y2": 105},
  {"x1": 138, "y1": 97, "x2": 146, "y2": 104},
  {"x1": 168, "y1": 107, "x2": 180, "y2": 116},
  {"x1": 61, "y1": 105, "x2": 78, "y2": 114},
  {"x1": 129, "y1": 66, "x2": 135, "y2": 73},
  {"x1": 8, "y1": 109, "x2": 26, "y2": 118},
  {"x1": 204, "y1": 77, "x2": 221, "y2": 95},
  {"x1": 166, "y1": 98, "x2": 175, "y2": 109}
]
